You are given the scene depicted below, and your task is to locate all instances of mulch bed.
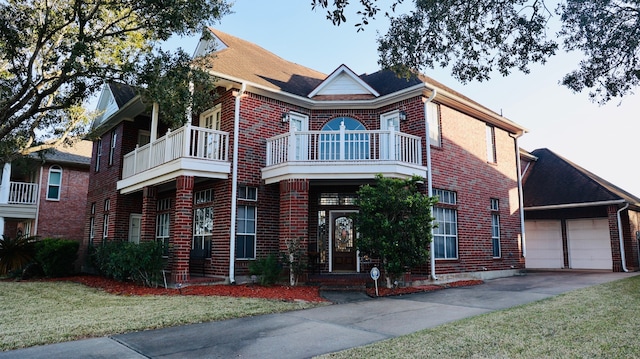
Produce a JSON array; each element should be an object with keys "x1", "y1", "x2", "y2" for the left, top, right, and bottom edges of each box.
[
  {"x1": 366, "y1": 279, "x2": 484, "y2": 297},
  {"x1": 28, "y1": 275, "x2": 484, "y2": 302}
]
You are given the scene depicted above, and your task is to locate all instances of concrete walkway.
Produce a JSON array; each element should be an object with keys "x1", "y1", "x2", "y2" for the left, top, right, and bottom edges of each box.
[{"x1": 1, "y1": 271, "x2": 636, "y2": 359}]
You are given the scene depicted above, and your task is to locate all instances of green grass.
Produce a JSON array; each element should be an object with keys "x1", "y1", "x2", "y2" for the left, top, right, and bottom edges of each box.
[
  {"x1": 320, "y1": 276, "x2": 640, "y2": 358},
  {"x1": 0, "y1": 281, "x2": 321, "y2": 351}
]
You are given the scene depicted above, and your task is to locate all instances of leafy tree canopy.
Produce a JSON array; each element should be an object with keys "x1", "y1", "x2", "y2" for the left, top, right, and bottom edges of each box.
[
  {"x1": 311, "y1": 0, "x2": 640, "y2": 104},
  {"x1": 0, "y1": 0, "x2": 230, "y2": 162},
  {"x1": 353, "y1": 174, "x2": 437, "y2": 287}
]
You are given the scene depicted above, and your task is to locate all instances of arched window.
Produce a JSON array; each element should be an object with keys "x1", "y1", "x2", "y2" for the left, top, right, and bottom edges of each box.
[
  {"x1": 319, "y1": 117, "x2": 369, "y2": 160},
  {"x1": 47, "y1": 165, "x2": 62, "y2": 200}
]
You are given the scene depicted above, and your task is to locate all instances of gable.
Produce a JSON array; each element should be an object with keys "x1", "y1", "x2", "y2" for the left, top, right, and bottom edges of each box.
[
  {"x1": 92, "y1": 84, "x2": 118, "y2": 129},
  {"x1": 308, "y1": 65, "x2": 380, "y2": 99}
]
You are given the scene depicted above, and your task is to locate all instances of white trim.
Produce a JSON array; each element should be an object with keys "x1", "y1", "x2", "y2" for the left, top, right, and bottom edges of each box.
[
  {"x1": 46, "y1": 165, "x2": 62, "y2": 201},
  {"x1": 308, "y1": 64, "x2": 380, "y2": 98},
  {"x1": 524, "y1": 199, "x2": 625, "y2": 211}
]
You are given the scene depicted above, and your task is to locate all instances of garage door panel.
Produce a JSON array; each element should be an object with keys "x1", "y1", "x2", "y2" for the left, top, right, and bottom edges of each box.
[
  {"x1": 567, "y1": 219, "x2": 611, "y2": 270},
  {"x1": 525, "y1": 220, "x2": 563, "y2": 269}
]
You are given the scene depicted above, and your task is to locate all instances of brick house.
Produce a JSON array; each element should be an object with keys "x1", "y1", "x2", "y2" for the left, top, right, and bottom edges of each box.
[
  {"x1": 522, "y1": 148, "x2": 640, "y2": 272},
  {"x1": 84, "y1": 28, "x2": 527, "y2": 284},
  {"x1": 0, "y1": 141, "x2": 92, "y2": 241}
]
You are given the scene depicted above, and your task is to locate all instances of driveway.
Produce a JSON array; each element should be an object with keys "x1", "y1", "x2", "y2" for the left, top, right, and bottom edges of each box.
[{"x1": 1, "y1": 271, "x2": 636, "y2": 359}]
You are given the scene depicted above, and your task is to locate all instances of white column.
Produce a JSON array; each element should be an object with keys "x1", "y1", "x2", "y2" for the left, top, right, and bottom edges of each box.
[{"x1": 0, "y1": 162, "x2": 11, "y2": 204}]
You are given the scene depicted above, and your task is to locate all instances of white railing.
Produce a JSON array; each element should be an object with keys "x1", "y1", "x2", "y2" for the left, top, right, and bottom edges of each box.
[
  {"x1": 8, "y1": 181, "x2": 38, "y2": 205},
  {"x1": 266, "y1": 125, "x2": 422, "y2": 166},
  {"x1": 123, "y1": 124, "x2": 229, "y2": 179}
]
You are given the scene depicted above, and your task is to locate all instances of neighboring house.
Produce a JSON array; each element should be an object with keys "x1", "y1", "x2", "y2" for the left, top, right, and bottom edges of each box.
[
  {"x1": 84, "y1": 28, "x2": 527, "y2": 284},
  {"x1": 0, "y1": 141, "x2": 92, "y2": 241},
  {"x1": 522, "y1": 148, "x2": 640, "y2": 272}
]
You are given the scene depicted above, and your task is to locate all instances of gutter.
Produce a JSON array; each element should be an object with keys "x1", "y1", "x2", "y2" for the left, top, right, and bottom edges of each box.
[
  {"x1": 229, "y1": 82, "x2": 246, "y2": 284},
  {"x1": 524, "y1": 199, "x2": 626, "y2": 211},
  {"x1": 617, "y1": 202, "x2": 629, "y2": 272},
  {"x1": 423, "y1": 86, "x2": 438, "y2": 280},
  {"x1": 510, "y1": 133, "x2": 527, "y2": 258}
]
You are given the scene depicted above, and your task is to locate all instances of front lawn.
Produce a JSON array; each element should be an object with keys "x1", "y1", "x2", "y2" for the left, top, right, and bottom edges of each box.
[
  {"x1": 0, "y1": 281, "x2": 321, "y2": 351},
  {"x1": 320, "y1": 275, "x2": 640, "y2": 358}
]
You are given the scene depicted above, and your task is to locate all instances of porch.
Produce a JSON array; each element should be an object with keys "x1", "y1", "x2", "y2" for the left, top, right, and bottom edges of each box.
[
  {"x1": 118, "y1": 124, "x2": 231, "y2": 194},
  {"x1": 262, "y1": 127, "x2": 427, "y2": 184}
]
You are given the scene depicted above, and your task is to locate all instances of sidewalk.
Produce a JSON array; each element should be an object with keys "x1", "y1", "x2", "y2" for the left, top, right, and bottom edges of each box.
[{"x1": 1, "y1": 271, "x2": 636, "y2": 359}]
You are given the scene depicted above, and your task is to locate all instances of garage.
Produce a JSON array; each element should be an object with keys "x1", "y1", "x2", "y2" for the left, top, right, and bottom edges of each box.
[
  {"x1": 566, "y1": 218, "x2": 612, "y2": 270},
  {"x1": 525, "y1": 220, "x2": 564, "y2": 269}
]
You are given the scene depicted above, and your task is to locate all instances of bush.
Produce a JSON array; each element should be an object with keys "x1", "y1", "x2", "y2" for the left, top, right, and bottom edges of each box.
[
  {"x1": 35, "y1": 238, "x2": 79, "y2": 277},
  {"x1": 0, "y1": 234, "x2": 38, "y2": 275},
  {"x1": 91, "y1": 241, "x2": 164, "y2": 287},
  {"x1": 248, "y1": 254, "x2": 281, "y2": 286}
]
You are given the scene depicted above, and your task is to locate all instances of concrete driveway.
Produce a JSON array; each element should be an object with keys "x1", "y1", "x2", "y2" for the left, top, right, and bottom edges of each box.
[{"x1": 1, "y1": 271, "x2": 636, "y2": 359}]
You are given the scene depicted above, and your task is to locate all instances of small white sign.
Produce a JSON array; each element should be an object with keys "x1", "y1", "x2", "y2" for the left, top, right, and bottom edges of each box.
[{"x1": 370, "y1": 267, "x2": 380, "y2": 280}]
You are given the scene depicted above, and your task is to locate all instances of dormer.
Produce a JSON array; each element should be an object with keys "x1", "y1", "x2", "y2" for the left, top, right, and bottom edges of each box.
[{"x1": 308, "y1": 64, "x2": 380, "y2": 100}]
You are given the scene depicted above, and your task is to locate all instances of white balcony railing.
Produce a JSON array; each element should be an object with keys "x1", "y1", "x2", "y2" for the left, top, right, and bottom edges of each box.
[
  {"x1": 122, "y1": 124, "x2": 229, "y2": 179},
  {"x1": 8, "y1": 181, "x2": 38, "y2": 205},
  {"x1": 266, "y1": 126, "x2": 422, "y2": 167}
]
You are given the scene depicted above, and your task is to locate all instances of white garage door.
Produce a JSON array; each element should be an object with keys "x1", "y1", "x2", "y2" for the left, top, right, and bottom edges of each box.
[
  {"x1": 567, "y1": 218, "x2": 612, "y2": 270},
  {"x1": 525, "y1": 220, "x2": 564, "y2": 269}
]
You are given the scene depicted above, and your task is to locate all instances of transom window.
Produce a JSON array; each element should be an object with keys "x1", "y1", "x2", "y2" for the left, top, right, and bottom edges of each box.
[
  {"x1": 319, "y1": 193, "x2": 357, "y2": 206},
  {"x1": 238, "y1": 186, "x2": 257, "y2": 201},
  {"x1": 194, "y1": 189, "x2": 213, "y2": 204},
  {"x1": 434, "y1": 189, "x2": 457, "y2": 205}
]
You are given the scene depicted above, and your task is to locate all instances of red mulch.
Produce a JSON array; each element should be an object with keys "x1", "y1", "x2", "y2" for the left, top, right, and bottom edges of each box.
[
  {"x1": 46, "y1": 275, "x2": 329, "y2": 303},
  {"x1": 366, "y1": 279, "x2": 484, "y2": 297},
  {"x1": 35, "y1": 276, "x2": 484, "y2": 302}
]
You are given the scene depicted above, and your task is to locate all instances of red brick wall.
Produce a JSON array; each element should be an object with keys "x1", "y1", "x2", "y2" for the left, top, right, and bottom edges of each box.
[
  {"x1": 427, "y1": 102, "x2": 524, "y2": 275},
  {"x1": 37, "y1": 163, "x2": 89, "y2": 241}
]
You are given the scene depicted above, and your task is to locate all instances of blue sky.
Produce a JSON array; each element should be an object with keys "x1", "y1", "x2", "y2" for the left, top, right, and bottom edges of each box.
[{"x1": 167, "y1": 0, "x2": 640, "y2": 197}]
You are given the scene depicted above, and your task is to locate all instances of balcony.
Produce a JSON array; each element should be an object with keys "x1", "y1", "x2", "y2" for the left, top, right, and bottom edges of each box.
[
  {"x1": 262, "y1": 127, "x2": 427, "y2": 184},
  {"x1": 0, "y1": 181, "x2": 39, "y2": 218},
  {"x1": 118, "y1": 124, "x2": 231, "y2": 194}
]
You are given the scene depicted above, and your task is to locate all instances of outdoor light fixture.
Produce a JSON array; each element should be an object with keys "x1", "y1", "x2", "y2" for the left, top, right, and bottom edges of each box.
[
  {"x1": 399, "y1": 110, "x2": 407, "y2": 121},
  {"x1": 281, "y1": 111, "x2": 290, "y2": 123}
]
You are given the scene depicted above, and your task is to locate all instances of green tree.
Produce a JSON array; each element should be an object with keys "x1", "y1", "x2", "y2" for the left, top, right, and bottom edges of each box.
[
  {"x1": 311, "y1": 0, "x2": 640, "y2": 104},
  {"x1": 354, "y1": 174, "x2": 437, "y2": 288},
  {"x1": 0, "y1": 0, "x2": 230, "y2": 162}
]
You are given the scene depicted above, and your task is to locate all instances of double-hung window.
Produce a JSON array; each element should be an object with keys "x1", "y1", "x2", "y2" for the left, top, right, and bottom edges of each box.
[
  {"x1": 95, "y1": 139, "x2": 102, "y2": 172},
  {"x1": 491, "y1": 198, "x2": 501, "y2": 258},
  {"x1": 47, "y1": 165, "x2": 62, "y2": 200},
  {"x1": 89, "y1": 203, "x2": 96, "y2": 247},
  {"x1": 156, "y1": 198, "x2": 171, "y2": 257},
  {"x1": 433, "y1": 189, "x2": 458, "y2": 259},
  {"x1": 103, "y1": 198, "x2": 110, "y2": 243},
  {"x1": 486, "y1": 125, "x2": 496, "y2": 163},
  {"x1": 108, "y1": 130, "x2": 117, "y2": 165},
  {"x1": 236, "y1": 186, "x2": 257, "y2": 259}
]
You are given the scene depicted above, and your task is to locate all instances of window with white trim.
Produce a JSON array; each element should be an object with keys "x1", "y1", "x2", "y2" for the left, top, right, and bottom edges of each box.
[
  {"x1": 103, "y1": 198, "x2": 110, "y2": 242},
  {"x1": 108, "y1": 130, "x2": 117, "y2": 165},
  {"x1": 89, "y1": 203, "x2": 96, "y2": 247},
  {"x1": 46, "y1": 165, "x2": 62, "y2": 200},
  {"x1": 156, "y1": 198, "x2": 171, "y2": 257},
  {"x1": 95, "y1": 139, "x2": 102, "y2": 172},
  {"x1": 138, "y1": 130, "x2": 151, "y2": 146},
  {"x1": 486, "y1": 125, "x2": 496, "y2": 163},
  {"x1": 238, "y1": 186, "x2": 257, "y2": 201},
  {"x1": 236, "y1": 205, "x2": 256, "y2": 259},
  {"x1": 433, "y1": 189, "x2": 458, "y2": 259},
  {"x1": 491, "y1": 198, "x2": 501, "y2": 258}
]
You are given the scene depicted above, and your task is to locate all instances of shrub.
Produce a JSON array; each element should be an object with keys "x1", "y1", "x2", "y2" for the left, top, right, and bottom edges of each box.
[
  {"x1": 248, "y1": 254, "x2": 281, "y2": 286},
  {"x1": 91, "y1": 241, "x2": 164, "y2": 287},
  {"x1": 35, "y1": 238, "x2": 79, "y2": 277},
  {"x1": 0, "y1": 234, "x2": 38, "y2": 275}
]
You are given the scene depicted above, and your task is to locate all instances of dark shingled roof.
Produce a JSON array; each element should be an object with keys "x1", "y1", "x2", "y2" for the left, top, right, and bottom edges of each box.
[
  {"x1": 108, "y1": 82, "x2": 137, "y2": 107},
  {"x1": 523, "y1": 148, "x2": 640, "y2": 208},
  {"x1": 31, "y1": 141, "x2": 92, "y2": 167}
]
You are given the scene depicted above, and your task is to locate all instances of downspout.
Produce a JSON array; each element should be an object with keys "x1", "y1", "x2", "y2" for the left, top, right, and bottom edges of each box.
[
  {"x1": 510, "y1": 133, "x2": 526, "y2": 259},
  {"x1": 229, "y1": 83, "x2": 246, "y2": 284},
  {"x1": 423, "y1": 88, "x2": 437, "y2": 280},
  {"x1": 617, "y1": 202, "x2": 629, "y2": 272}
]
